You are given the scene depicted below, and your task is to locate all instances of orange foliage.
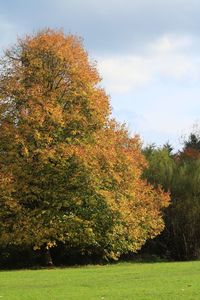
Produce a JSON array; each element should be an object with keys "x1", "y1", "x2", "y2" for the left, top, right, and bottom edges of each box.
[{"x1": 0, "y1": 29, "x2": 169, "y2": 259}]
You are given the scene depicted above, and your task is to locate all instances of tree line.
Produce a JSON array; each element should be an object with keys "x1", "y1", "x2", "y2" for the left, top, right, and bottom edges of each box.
[{"x1": 142, "y1": 132, "x2": 200, "y2": 261}]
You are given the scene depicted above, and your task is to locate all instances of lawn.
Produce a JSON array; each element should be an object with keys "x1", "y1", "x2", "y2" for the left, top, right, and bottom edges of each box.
[{"x1": 1, "y1": 261, "x2": 200, "y2": 299}]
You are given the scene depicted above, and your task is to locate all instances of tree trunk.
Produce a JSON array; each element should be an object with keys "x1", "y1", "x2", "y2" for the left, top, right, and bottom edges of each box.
[
  {"x1": 44, "y1": 248, "x2": 53, "y2": 267},
  {"x1": 183, "y1": 233, "x2": 188, "y2": 260}
]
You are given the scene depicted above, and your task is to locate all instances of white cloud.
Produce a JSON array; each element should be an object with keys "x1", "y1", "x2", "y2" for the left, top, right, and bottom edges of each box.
[
  {"x1": 95, "y1": 34, "x2": 200, "y2": 149},
  {"x1": 97, "y1": 34, "x2": 200, "y2": 93},
  {"x1": 98, "y1": 56, "x2": 152, "y2": 93},
  {"x1": 150, "y1": 34, "x2": 193, "y2": 53}
]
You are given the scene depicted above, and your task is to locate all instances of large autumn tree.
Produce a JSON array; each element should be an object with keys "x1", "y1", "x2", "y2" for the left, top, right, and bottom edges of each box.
[{"x1": 0, "y1": 29, "x2": 169, "y2": 263}]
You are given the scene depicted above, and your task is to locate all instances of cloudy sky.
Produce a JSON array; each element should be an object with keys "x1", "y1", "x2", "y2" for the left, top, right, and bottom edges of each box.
[{"x1": 1, "y1": 0, "x2": 200, "y2": 149}]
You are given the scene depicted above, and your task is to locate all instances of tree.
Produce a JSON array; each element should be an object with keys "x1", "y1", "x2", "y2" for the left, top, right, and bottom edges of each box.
[
  {"x1": 0, "y1": 29, "x2": 169, "y2": 264},
  {"x1": 143, "y1": 140, "x2": 200, "y2": 260},
  {"x1": 143, "y1": 144, "x2": 175, "y2": 192},
  {"x1": 180, "y1": 132, "x2": 200, "y2": 160},
  {"x1": 170, "y1": 158, "x2": 200, "y2": 259},
  {"x1": 183, "y1": 132, "x2": 200, "y2": 152}
]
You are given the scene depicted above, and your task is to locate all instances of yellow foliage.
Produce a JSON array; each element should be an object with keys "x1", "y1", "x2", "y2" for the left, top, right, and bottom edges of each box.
[{"x1": 0, "y1": 29, "x2": 170, "y2": 259}]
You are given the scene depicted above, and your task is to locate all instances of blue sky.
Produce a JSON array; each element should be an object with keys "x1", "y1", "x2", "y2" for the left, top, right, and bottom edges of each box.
[{"x1": 1, "y1": 0, "x2": 200, "y2": 150}]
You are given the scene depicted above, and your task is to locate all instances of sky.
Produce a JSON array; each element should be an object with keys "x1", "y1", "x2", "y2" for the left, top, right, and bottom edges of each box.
[{"x1": 1, "y1": 0, "x2": 200, "y2": 150}]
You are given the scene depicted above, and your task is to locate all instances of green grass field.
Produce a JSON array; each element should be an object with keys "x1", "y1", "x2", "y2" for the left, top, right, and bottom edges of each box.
[{"x1": 1, "y1": 261, "x2": 200, "y2": 299}]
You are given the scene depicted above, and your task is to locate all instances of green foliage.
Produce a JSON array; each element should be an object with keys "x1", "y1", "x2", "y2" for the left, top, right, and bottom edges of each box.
[
  {"x1": 143, "y1": 144, "x2": 175, "y2": 192},
  {"x1": 143, "y1": 137, "x2": 200, "y2": 260},
  {"x1": 170, "y1": 158, "x2": 200, "y2": 259}
]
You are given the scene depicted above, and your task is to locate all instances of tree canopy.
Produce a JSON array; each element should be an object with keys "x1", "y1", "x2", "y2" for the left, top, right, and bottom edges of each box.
[{"x1": 0, "y1": 29, "x2": 169, "y2": 263}]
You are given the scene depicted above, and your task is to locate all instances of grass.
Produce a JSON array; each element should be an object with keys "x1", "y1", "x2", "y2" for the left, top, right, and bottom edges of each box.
[{"x1": 1, "y1": 261, "x2": 200, "y2": 299}]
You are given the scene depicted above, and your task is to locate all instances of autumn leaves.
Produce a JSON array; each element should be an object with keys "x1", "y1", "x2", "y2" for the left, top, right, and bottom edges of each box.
[{"x1": 0, "y1": 30, "x2": 169, "y2": 261}]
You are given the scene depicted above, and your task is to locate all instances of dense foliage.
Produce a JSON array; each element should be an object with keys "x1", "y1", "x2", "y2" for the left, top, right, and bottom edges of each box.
[
  {"x1": 143, "y1": 133, "x2": 200, "y2": 260},
  {"x1": 0, "y1": 30, "x2": 169, "y2": 266}
]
